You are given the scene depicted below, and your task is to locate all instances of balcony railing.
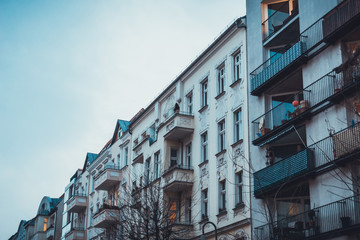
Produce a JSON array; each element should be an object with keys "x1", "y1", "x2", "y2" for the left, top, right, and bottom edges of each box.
[
  {"x1": 251, "y1": 0, "x2": 351, "y2": 96},
  {"x1": 254, "y1": 194, "x2": 360, "y2": 240},
  {"x1": 161, "y1": 111, "x2": 194, "y2": 141},
  {"x1": 254, "y1": 149, "x2": 314, "y2": 196},
  {"x1": 254, "y1": 122, "x2": 360, "y2": 197},
  {"x1": 250, "y1": 41, "x2": 306, "y2": 95},
  {"x1": 162, "y1": 165, "x2": 194, "y2": 192},
  {"x1": 252, "y1": 61, "x2": 360, "y2": 145},
  {"x1": 67, "y1": 194, "x2": 87, "y2": 213},
  {"x1": 93, "y1": 204, "x2": 120, "y2": 228},
  {"x1": 323, "y1": 0, "x2": 360, "y2": 42},
  {"x1": 94, "y1": 165, "x2": 122, "y2": 191},
  {"x1": 262, "y1": 1, "x2": 299, "y2": 42},
  {"x1": 65, "y1": 227, "x2": 85, "y2": 240}
]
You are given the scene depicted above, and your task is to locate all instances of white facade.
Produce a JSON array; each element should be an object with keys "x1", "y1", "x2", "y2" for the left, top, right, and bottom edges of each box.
[
  {"x1": 60, "y1": 17, "x2": 251, "y2": 240},
  {"x1": 247, "y1": 0, "x2": 360, "y2": 239}
]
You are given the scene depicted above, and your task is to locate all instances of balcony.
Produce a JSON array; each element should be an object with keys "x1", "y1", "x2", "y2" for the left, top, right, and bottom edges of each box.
[
  {"x1": 162, "y1": 112, "x2": 194, "y2": 141},
  {"x1": 254, "y1": 123, "x2": 360, "y2": 198},
  {"x1": 67, "y1": 194, "x2": 87, "y2": 213},
  {"x1": 252, "y1": 60, "x2": 360, "y2": 146},
  {"x1": 254, "y1": 149, "x2": 314, "y2": 197},
  {"x1": 94, "y1": 166, "x2": 122, "y2": 191},
  {"x1": 254, "y1": 194, "x2": 360, "y2": 240},
  {"x1": 250, "y1": 41, "x2": 307, "y2": 96},
  {"x1": 46, "y1": 226, "x2": 54, "y2": 240},
  {"x1": 262, "y1": 1, "x2": 299, "y2": 47},
  {"x1": 162, "y1": 165, "x2": 194, "y2": 192},
  {"x1": 93, "y1": 204, "x2": 120, "y2": 228},
  {"x1": 64, "y1": 227, "x2": 85, "y2": 240},
  {"x1": 323, "y1": 0, "x2": 360, "y2": 43}
]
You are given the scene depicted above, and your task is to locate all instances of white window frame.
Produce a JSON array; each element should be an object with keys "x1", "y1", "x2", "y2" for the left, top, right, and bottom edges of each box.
[
  {"x1": 201, "y1": 79, "x2": 208, "y2": 107},
  {"x1": 234, "y1": 109, "x2": 243, "y2": 142},
  {"x1": 217, "y1": 64, "x2": 226, "y2": 94},
  {"x1": 201, "y1": 132, "x2": 208, "y2": 163},
  {"x1": 154, "y1": 151, "x2": 160, "y2": 179},
  {"x1": 233, "y1": 51, "x2": 241, "y2": 82},
  {"x1": 201, "y1": 189, "x2": 208, "y2": 219},
  {"x1": 218, "y1": 120, "x2": 226, "y2": 152},
  {"x1": 185, "y1": 143, "x2": 192, "y2": 168},
  {"x1": 235, "y1": 172, "x2": 243, "y2": 206},
  {"x1": 219, "y1": 181, "x2": 226, "y2": 212},
  {"x1": 186, "y1": 92, "x2": 193, "y2": 114}
]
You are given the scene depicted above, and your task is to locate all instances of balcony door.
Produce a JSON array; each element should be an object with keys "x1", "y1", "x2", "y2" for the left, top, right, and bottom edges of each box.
[{"x1": 170, "y1": 148, "x2": 179, "y2": 167}]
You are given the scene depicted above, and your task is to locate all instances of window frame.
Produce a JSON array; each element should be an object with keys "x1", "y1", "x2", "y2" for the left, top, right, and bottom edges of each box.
[
  {"x1": 217, "y1": 63, "x2": 226, "y2": 94},
  {"x1": 219, "y1": 181, "x2": 226, "y2": 212},
  {"x1": 201, "y1": 78, "x2": 208, "y2": 108},
  {"x1": 233, "y1": 50, "x2": 241, "y2": 82},
  {"x1": 235, "y1": 171, "x2": 243, "y2": 207},
  {"x1": 201, "y1": 189, "x2": 208, "y2": 219},
  {"x1": 154, "y1": 151, "x2": 160, "y2": 179},
  {"x1": 201, "y1": 132, "x2": 208, "y2": 163},
  {"x1": 186, "y1": 92, "x2": 193, "y2": 114},
  {"x1": 234, "y1": 109, "x2": 243, "y2": 143},
  {"x1": 218, "y1": 120, "x2": 226, "y2": 152}
]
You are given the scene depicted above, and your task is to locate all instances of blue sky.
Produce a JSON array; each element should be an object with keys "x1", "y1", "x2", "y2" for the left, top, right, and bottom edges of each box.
[{"x1": 0, "y1": 0, "x2": 245, "y2": 238}]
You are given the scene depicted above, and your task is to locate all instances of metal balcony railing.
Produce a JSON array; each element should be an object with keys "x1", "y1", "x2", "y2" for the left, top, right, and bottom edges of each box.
[
  {"x1": 254, "y1": 149, "x2": 314, "y2": 196},
  {"x1": 323, "y1": 0, "x2": 360, "y2": 40},
  {"x1": 254, "y1": 122, "x2": 360, "y2": 197},
  {"x1": 251, "y1": 0, "x2": 352, "y2": 95},
  {"x1": 254, "y1": 194, "x2": 360, "y2": 240},
  {"x1": 252, "y1": 61, "x2": 360, "y2": 143}
]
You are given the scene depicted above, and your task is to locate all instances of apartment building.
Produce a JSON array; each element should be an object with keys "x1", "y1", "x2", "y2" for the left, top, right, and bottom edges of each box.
[
  {"x1": 246, "y1": 0, "x2": 360, "y2": 239},
  {"x1": 59, "y1": 17, "x2": 250, "y2": 240},
  {"x1": 12, "y1": 196, "x2": 64, "y2": 240}
]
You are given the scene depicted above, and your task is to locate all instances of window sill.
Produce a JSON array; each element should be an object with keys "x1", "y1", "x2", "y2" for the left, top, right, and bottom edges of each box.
[
  {"x1": 199, "y1": 216, "x2": 209, "y2": 224},
  {"x1": 215, "y1": 149, "x2": 227, "y2": 157},
  {"x1": 233, "y1": 202, "x2": 245, "y2": 211},
  {"x1": 198, "y1": 105, "x2": 208, "y2": 113},
  {"x1": 215, "y1": 91, "x2": 226, "y2": 100},
  {"x1": 198, "y1": 159, "x2": 209, "y2": 168},
  {"x1": 230, "y1": 78, "x2": 242, "y2": 88},
  {"x1": 216, "y1": 210, "x2": 227, "y2": 217},
  {"x1": 231, "y1": 139, "x2": 243, "y2": 148}
]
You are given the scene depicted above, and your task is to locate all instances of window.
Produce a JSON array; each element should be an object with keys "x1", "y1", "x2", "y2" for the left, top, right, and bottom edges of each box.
[
  {"x1": 169, "y1": 200, "x2": 178, "y2": 222},
  {"x1": 187, "y1": 93, "x2": 193, "y2": 114},
  {"x1": 117, "y1": 154, "x2": 121, "y2": 167},
  {"x1": 235, "y1": 172, "x2": 243, "y2": 207},
  {"x1": 201, "y1": 79, "x2": 208, "y2": 107},
  {"x1": 218, "y1": 120, "x2": 226, "y2": 152},
  {"x1": 185, "y1": 143, "x2": 192, "y2": 168},
  {"x1": 234, "y1": 109, "x2": 243, "y2": 142},
  {"x1": 170, "y1": 148, "x2": 178, "y2": 167},
  {"x1": 91, "y1": 177, "x2": 94, "y2": 193},
  {"x1": 185, "y1": 198, "x2": 192, "y2": 223},
  {"x1": 217, "y1": 64, "x2": 225, "y2": 94},
  {"x1": 141, "y1": 131, "x2": 147, "y2": 140},
  {"x1": 201, "y1": 189, "x2": 208, "y2": 219},
  {"x1": 154, "y1": 151, "x2": 160, "y2": 179},
  {"x1": 43, "y1": 218, "x2": 48, "y2": 231},
  {"x1": 201, "y1": 132, "x2": 208, "y2": 163},
  {"x1": 219, "y1": 181, "x2": 226, "y2": 212},
  {"x1": 124, "y1": 147, "x2": 128, "y2": 166},
  {"x1": 145, "y1": 158, "x2": 151, "y2": 185},
  {"x1": 234, "y1": 51, "x2": 241, "y2": 82}
]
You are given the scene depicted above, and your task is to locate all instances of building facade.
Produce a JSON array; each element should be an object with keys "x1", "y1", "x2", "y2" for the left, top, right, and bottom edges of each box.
[
  {"x1": 59, "y1": 17, "x2": 250, "y2": 240},
  {"x1": 246, "y1": 0, "x2": 360, "y2": 239}
]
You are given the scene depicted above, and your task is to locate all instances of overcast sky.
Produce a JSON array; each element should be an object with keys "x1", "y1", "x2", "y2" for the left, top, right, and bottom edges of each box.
[{"x1": 0, "y1": 0, "x2": 245, "y2": 238}]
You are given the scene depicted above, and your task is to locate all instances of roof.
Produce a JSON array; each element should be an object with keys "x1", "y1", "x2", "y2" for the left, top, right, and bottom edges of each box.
[
  {"x1": 87, "y1": 153, "x2": 98, "y2": 164},
  {"x1": 118, "y1": 119, "x2": 131, "y2": 132}
]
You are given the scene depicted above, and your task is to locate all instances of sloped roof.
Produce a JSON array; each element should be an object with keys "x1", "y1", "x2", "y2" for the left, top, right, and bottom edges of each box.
[
  {"x1": 87, "y1": 153, "x2": 98, "y2": 164},
  {"x1": 118, "y1": 119, "x2": 131, "y2": 133}
]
